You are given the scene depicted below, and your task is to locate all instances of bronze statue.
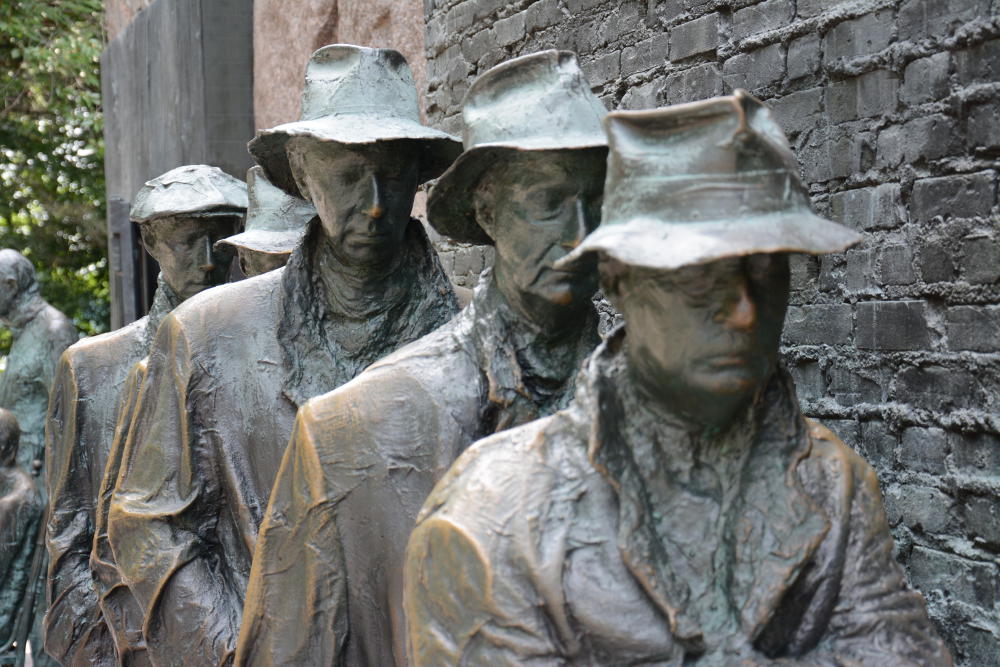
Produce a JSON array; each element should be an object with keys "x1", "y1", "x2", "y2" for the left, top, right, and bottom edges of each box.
[
  {"x1": 217, "y1": 166, "x2": 316, "y2": 276},
  {"x1": 235, "y1": 50, "x2": 606, "y2": 667},
  {"x1": 0, "y1": 409, "x2": 42, "y2": 658},
  {"x1": 0, "y1": 249, "x2": 77, "y2": 471},
  {"x1": 44, "y1": 164, "x2": 246, "y2": 667},
  {"x1": 405, "y1": 92, "x2": 954, "y2": 665},
  {"x1": 104, "y1": 45, "x2": 460, "y2": 666}
]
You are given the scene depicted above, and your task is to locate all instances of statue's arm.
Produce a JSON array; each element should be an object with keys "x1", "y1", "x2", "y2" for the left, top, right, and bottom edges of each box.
[
  {"x1": 44, "y1": 349, "x2": 110, "y2": 665},
  {"x1": 234, "y1": 407, "x2": 348, "y2": 666},
  {"x1": 106, "y1": 316, "x2": 239, "y2": 667}
]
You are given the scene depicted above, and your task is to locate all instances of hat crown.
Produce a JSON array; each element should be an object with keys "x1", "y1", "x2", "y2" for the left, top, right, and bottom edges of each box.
[
  {"x1": 244, "y1": 167, "x2": 315, "y2": 233},
  {"x1": 131, "y1": 164, "x2": 248, "y2": 223},
  {"x1": 460, "y1": 50, "x2": 607, "y2": 151},
  {"x1": 300, "y1": 44, "x2": 420, "y2": 125},
  {"x1": 603, "y1": 92, "x2": 808, "y2": 229}
]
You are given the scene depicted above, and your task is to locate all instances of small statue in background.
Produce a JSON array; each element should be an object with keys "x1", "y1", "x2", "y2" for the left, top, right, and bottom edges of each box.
[
  {"x1": 236, "y1": 50, "x2": 607, "y2": 667},
  {"x1": 0, "y1": 249, "x2": 77, "y2": 471},
  {"x1": 217, "y1": 166, "x2": 316, "y2": 277},
  {"x1": 405, "y1": 92, "x2": 953, "y2": 665},
  {"x1": 0, "y1": 409, "x2": 42, "y2": 659},
  {"x1": 45, "y1": 164, "x2": 246, "y2": 666}
]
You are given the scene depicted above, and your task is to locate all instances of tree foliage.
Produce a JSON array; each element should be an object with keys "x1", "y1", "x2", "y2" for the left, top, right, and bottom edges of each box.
[{"x1": 0, "y1": 0, "x2": 108, "y2": 351}]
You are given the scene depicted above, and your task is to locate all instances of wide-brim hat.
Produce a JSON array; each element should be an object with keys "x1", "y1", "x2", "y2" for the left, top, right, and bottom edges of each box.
[
  {"x1": 130, "y1": 165, "x2": 248, "y2": 223},
  {"x1": 558, "y1": 91, "x2": 861, "y2": 271},
  {"x1": 427, "y1": 50, "x2": 608, "y2": 246},
  {"x1": 216, "y1": 167, "x2": 316, "y2": 255},
  {"x1": 249, "y1": 45, "x2": 461, "y2": 198}
]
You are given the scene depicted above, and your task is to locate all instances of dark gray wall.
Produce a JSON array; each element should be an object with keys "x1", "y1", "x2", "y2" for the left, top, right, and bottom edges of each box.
[
  {"x1": 102, "y1": 0, "x2": 254, "y2": 328},
  {"x1": 423, "y1": 0, "x2": 1000, "y2": 663}
]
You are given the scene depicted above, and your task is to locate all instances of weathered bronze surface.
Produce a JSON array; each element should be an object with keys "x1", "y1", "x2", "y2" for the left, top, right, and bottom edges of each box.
[
  {"x1": 103, "y1": 45, "x2": 460, "y2": 666},
  {"x1": 235, "y1": 50, "x2": 605, "y2": 667},
  {"x1": 44, "y1": 164, "x2": 246, "y2": 667},
  {"x1": 0, "y1": 409, "x2": 42, "y2": 655},
  {"x1": 405, "y1": 93, "x2": 953, "y2": 665}
]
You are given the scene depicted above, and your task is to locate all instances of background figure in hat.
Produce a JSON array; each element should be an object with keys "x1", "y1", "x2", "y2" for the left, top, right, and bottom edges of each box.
[
  {"x1": 105, "y1": 45, "x2": 460, "y2": 666},
  {"x1": 217, "y1": 166, "x2": 316, "y2": 277},
  {"x1": 45, "y1": 164, "x2": 245, "y2": 667},
  {"x1": 405, "y1": 93, "x2": 953, "y2": 665},
  {"x1": 0, "y1": 410, "x2": 42, "y2": 659},
  {"x1": 235, "y1": 50, "x2": 604, "y2": 667}
]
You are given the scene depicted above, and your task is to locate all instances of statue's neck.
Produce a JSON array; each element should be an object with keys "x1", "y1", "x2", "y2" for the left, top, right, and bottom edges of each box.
[{"x1": 313, "y1": 235, "x2": 408, "y2": 319}]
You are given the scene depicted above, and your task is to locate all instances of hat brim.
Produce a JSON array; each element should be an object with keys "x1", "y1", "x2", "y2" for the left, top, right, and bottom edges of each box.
[
  {"x1": 249, "y1": 115, "x2": 461, "y2": 198},
  {"x1": 557, "y1": 212, "x2": 862, "y2": 271},
  {"x1": 215, "y1": 228, "x2": 305, "y2": 254},
  {"x1": 427, "y1": 142, "x2": 608, "y2": 246}
]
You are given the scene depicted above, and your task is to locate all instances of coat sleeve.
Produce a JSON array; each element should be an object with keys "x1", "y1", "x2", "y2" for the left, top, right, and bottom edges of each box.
[
  {"x1": 44, "y1": 350, "x2": 116, "y2": 666},
  {"x1": 106, "y1": 315, "x2": 240, "y2": 667},
  {"x1": 234, "y1": 405, "x2": 348, "y2": 667},
  {"x1": 91, "y1": 359, "x2": 151, "y2": 664}
]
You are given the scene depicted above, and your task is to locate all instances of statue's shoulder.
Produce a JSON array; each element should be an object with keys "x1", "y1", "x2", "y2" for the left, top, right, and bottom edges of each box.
[
  {"x1": 802, "y1": 417, "x2": 881, "y2": 494},
  {"x1": 40, "y1": 302, "x2": 77, "y2": 343},
  {"x1": 167, "y1": 270, "x2": 284, "y2": 334},
  {"x1": 63, "y1": 317, "x2": 145, "y2": 369}
]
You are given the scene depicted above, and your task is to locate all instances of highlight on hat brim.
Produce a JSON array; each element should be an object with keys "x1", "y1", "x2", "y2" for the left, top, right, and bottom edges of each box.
[
  {"x1": 249, "y1": 116, "x2": 461, "y2": 198},
  {"x1": 133, "y1": 208, "x2": 245, "y2": 225},
  {"x1": 556, "y1": 213, "x2": 863, "y2": 271},
  {"x1": 428, "y1": 141, "x2": 608, "y2": 246},
  {"x1": 215, "y1": 228, "x2": 305, "y2": 254}
]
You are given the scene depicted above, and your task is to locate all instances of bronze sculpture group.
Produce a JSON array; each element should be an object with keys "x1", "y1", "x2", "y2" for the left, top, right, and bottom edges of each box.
[{"x1": 0, "y1": 44, "x2": 950, "y2": 666}]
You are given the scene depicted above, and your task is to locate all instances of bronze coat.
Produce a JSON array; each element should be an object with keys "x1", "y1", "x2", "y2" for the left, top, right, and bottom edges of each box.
[
  {"x1": 405, "y1": 335, "x2": 952, "y2": 666},
  {"x1": 0, "y1": 465, "x2": 42, "y2": 649},
  {"x1": 106, "y1": 222, "x2": 457, "y2": 666},
  {"x1": 236, "y1": 277, "x2": 598, "y2": 666},
  {"x1": 44, "y1": 283, "x2": 178, "y2": 667}
]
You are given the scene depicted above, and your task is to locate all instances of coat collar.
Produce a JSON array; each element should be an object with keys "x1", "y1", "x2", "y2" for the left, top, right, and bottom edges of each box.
[{"x1": 582, "y1": 331, "x2": 829, "y2": 651}]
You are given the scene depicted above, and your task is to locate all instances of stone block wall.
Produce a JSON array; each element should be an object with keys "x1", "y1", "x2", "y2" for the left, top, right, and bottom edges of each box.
[{"x1": 423, "y1": 0, "x2": 1000, "y2": 661}]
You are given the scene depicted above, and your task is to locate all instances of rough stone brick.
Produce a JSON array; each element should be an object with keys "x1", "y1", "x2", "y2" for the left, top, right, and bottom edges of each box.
[
  {"x1": 955, "y1": 38, "x2": 1000, "y2": 86},
  {"x1": 783, "y1": 304, "x2": 853, "y2": 345},
  {"x1": 878, "y1": 114, "x2": 960, "y2": 167},
  {"x1": 770, "y1": 87, "x2": 823, "y2": 135},
  {"x1": 846, "y1": 247, "x2": 874, "y2": 291},
  {"x1": 796, "y1": 0, "x2": 830, "y2": 18},
  {"x1": 620, "y1": 78, "x2": 662, "y2": 109},
  {"x1": 908, "y1": 546, "x2": 999, "y2": 609},
  {"x1": 621, "y1": 32, "x2": 670, "y2": 76},
  {"x1": 963, "y1": 495, "x2": 1000, "y2": 545},
  {"x1": 461, "y1": 28, "x2": 494, "y2": 66},
  {"x1": 787, "y1": 33, "x2": 821, "y2": 80},
  {"x1": 828, "y1": 70, "x2": 899, "y2": 122},
  {"x1": 911, "y1": 171, "x2": 996, "y2": 222},
  {"x1": 960, "y1": 236, "x2": 1000, "y2": 284},
  {"x1": 722, "y1": 43, "x2": 784, "y2": 91},
  {"x1": 494, "y1": 11, "x2": 526, "y2": 46},
  {"x1": 824, "y1": 419, "x2": 860, "y2": 450},
  {"x1": 856, "y1": 301, "x2": 930, "y2": 351},
  {"x1": 732, "y1": 0, "x2": 791, "y2": 41},
  {"x1": 884, "y1": 485, "x2": 956, "y2": 534},
  {"x1": 896, "y1": 365, "x2": 982, "y2": 411},
  {"x1": 525, "y1": 0, "x2": 563, "y2": 33},
  {"x1": 968, "y1": 100, "x2": 1000, "y2": 153},
  {"x1": 582, "y1": 50, "x2": 621, "y2": 86},
  {"x1": 444, "y1": 1, "x2": 476, "y2": 35},
  {"x1": 878, "y1": 245, "x2": 916, "y2": 285},
  {"x1": 901, "y1": 426, "x2": 949, "y2": 474},
  {"x1": 900, "y1": 53, "x2": 951, "y2": 106},
  {"x1": 670, "y1": 12, "x2": 718, "y2": 61},
  {"x1": 918, "y1": 241, "x2": 956, "y2": 283},
  {"x1": 830, "y1": 184, "x2": 906, "y2": 231},
  {"x1": 789, "y1": 359, "x2": 824, "y2": 402},
  {"x1": 898, "y1": 0, "x2": 991, "y2": 41},
  {"x1": 662, "y1": 62, "x2": 723, "y2": 104},
  {"x1": 946, "y1": 306, "x2": 1000, "y2": 352},
  {"x1": 860, "y1": 420, "x2": 897, "y2": 470},
  {"x1": 823, "y1": 10, "x2": 894, "y2": 62},
  {"x1": 828, "y1": 367, "x2": 883, "y2": 404},
  {"x1": 952, "y1": 431, "x2": 1000, "y2": 479}
]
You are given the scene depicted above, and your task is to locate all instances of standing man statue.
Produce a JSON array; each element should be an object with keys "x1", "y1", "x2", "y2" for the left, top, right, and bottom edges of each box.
[
  {"x1": 0, "y1": 249, "x2": 77, "y2": 471},
  {"x1": 44, "y1": 164, "x2": 247, "y2": 667},
  {"x1": 105, "y1": 44, "x2": 460, "y2": 666},
  {"x1": 236, "y1": 50, "x2": 606, "y2": 667},
  {"x1": 0, "y1": 409, "x2": 42, "y2": 660},
  {"x1": 405, "y1": 93, "x2": 953, "y2": 665}
]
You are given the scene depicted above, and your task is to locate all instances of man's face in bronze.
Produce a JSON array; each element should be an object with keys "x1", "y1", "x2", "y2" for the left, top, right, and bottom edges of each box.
[
  {"x1": 481, "y1": 150, "x2": 604, "y2": 329},
  {"x1": 288, "y1": 138, "x2": 419, "y2": 269},
  {"x1": 607, "y1": 253, "x2": 790, "y2": 428},
  {"x1": 140, "y1": 215, "x2": 239, "y2": 300},
  {"x1": 238, "y1": 247, "x2": 288, "y2": 277}
]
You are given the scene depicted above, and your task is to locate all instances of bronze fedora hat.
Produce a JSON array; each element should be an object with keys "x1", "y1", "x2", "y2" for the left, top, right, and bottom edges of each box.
[
  {"x1": 131, "y1": 164, "x2": 248, "y2": 224},
  {"x1": 559, "y1": 90, "x2": 861, "y2": 271},
  {"x1": 249, "y1": 44, "x2": 461, "y2": 198},
  {"x1": 216, "y1": 167, "x2": 316, "y2": 256},
  {"x1": 427, "y1": 50, "x2": 608, "y2": 246}
]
